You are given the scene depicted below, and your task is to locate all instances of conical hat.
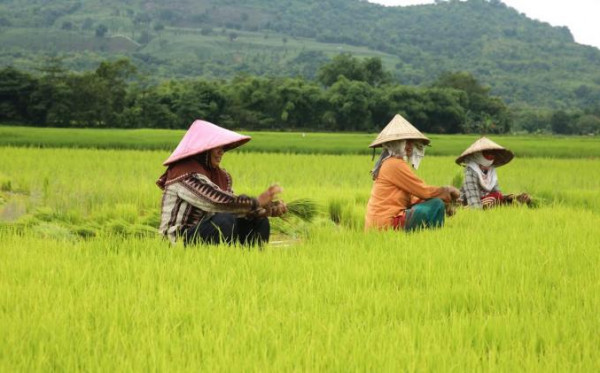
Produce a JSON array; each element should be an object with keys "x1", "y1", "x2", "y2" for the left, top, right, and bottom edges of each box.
[
  {"x1": 369, "y1": 114, "x2": 430, "y2": 148},
  {"x1": 163, "y1": 120, "x2": 251, "y2": 166},
  {"x1": 455, "y1": 136, "x2": 514, "y2": 167}
]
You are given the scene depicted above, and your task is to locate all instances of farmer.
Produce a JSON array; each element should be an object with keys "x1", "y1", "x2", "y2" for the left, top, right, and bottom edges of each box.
[
  {"x1": 157, "y1": 119, "x2": 287, "y2": 246},
  {"x1": 456, "y1": 136, "x2": 531, "y2": 208},
  {"x1": 365, "y1": 114, "x2": 460, "y2": 232}
]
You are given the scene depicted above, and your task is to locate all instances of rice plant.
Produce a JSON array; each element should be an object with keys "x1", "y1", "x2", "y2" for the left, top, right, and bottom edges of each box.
[{"x1": 2, "y1": 143, "x2": 600, "y2": 371}]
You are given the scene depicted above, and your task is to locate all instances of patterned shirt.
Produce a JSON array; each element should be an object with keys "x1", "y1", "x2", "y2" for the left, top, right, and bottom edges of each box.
[
  {"x1": 459, "y1": 166, "x2": 500, "y2": 208},
  {"x1": 159, "y1": 172, "x2": 259, "y2": 243}
]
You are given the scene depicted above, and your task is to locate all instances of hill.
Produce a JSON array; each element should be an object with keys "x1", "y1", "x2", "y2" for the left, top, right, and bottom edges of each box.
[{"x1": 1, "y1": 0, "x2": 599, "y2": 109}]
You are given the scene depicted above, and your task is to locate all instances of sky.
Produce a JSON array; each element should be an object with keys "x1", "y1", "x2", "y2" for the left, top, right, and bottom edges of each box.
[{"x1": 367, "y1": 0, "x2": 600, "y2": 50}]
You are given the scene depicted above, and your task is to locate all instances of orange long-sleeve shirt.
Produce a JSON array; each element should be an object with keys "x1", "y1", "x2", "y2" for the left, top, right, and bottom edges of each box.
[{"x1": 365, "y1": 157, "x2": 449, "y2": 230}]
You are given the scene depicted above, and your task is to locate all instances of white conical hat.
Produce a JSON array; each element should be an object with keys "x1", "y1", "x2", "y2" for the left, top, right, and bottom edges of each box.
[
  {"x1": 455, "y1": 136, "x2": 514, "y2": 167},
  {"x1": 369, "y1": 114, "x2": 430, "y2": 148}
]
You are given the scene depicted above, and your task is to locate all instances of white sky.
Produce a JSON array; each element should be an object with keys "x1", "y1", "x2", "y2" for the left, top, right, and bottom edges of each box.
[{"x1": 367, "y1": 0, "x2": 600, "y2": 49}]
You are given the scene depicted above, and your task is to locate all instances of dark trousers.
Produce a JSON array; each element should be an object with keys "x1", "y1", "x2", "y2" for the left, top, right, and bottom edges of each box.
[{"x1": 184, "y1": 213, "x2": 270, "y2": 246}]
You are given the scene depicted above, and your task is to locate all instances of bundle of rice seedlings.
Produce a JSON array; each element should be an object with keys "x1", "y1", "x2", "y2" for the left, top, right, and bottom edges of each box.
[{"x1": 282, "y1": 198, "x2": 318, "y2": 222}]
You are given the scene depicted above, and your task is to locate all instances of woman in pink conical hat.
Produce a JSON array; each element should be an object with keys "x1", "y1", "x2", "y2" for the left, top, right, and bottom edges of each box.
[
  {"x1": 157, "y1": 120, "x2": 287, "y2": 246},
  {"x1": 456, "y1": 136, "x2": 530, "y2": 209}
]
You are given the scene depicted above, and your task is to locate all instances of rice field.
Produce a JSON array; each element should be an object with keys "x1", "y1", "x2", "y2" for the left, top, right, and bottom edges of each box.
[
  {"x1": 2, "y1": 125, "x2": 600, "y2": 157},
  {"x1": 1, "y1": 139, "x2": 600, "y2": 371}
]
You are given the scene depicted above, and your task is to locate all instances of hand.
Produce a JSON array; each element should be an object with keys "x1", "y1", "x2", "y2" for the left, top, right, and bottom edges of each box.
[
  {"x1": 270, "y1": 200, "x2": 288, "y2": 217},
  {"x1": 445, "y1": 204, "x2": 456, "y2": 217},
  {"x1": 446, "y1": 186, "x2": 460, "y2": 201},
  {"x1": 257, "y1": 184, "x2": 283, "y2": 207},
  {"x1": 517, "y1": 193, "x2": 531, "y2": 205}
]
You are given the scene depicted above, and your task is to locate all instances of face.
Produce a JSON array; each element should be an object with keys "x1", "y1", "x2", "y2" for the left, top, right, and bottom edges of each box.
[
  {"x1": 209, "y1": 147, "x2": 224, "y2": 168},
  {"x1": 479, "y1": 151, "x2": 495, "y2": 171},
  {"x1": 482, "y1": 151, "x2": 495, "y2": 162},
  {"x1": 405, "y1": 141, "x2": 425, "y2": 158},
  {"x1": 404, "y1": 141, "x2": 413, "y2": 157}
]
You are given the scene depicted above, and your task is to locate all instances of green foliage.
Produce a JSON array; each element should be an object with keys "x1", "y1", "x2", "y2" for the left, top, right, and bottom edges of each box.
[
  {"x1": 317, "y1": 53, "x2": 392, "y2": 87},
  {"x1": 432, "y1": 71, "x2": 511, "y2": 134},
  {"x1": 1, "y1": 0, "x2": 599, "y2": 109},
  {"x1": 2, "y1": 58, "x2": 516, "y2": 133}
]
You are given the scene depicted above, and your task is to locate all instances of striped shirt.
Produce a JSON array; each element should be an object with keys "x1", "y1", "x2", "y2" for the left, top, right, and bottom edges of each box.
[
  {"x1": 459, "y1": 166, "x2": 500, "y2": 208},
  {"x1": 159, "y1": 172, "x2": 259, "y2": 243}
]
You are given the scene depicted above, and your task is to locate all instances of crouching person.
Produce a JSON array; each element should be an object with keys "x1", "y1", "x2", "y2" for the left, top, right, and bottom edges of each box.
[
  {"x1": 365, "y1": 114, "x2": 460, "y2": 232},
  {"x1": 456, "y1": 136, "x2": 531, "y2": 209},
  {"x1": 157, "y1": 119, "x2": 287, "y2": 246}
]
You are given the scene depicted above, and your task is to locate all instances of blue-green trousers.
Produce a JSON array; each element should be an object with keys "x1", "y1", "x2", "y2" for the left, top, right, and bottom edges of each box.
[{"x1": 404, "y1": 198, "x2": 445, "y2": 232}]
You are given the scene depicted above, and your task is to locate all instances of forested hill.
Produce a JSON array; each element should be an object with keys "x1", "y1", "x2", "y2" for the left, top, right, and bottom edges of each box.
[{"x1": 1, "y1": 0, "x2": 600, "y2": 109}]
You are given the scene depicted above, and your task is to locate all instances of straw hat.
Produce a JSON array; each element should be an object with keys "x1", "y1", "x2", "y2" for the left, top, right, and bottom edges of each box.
[
  {"x1": 163, "y1": 120, "x2": 251, "y2": 166},
  {"x1": 455, "y1": 136, "x2": 514, "y2": 167},
  {"x1": 369, "y1": 114, "x2": 430, "y2": 148}
]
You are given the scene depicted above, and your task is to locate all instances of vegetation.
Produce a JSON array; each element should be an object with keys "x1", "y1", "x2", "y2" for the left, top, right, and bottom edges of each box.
[
  {"x1": 0, "y1": 57, "x2": 517, "y2": 134},
  {"x1": 1, "y1": 144, "x2": 600, "y2": 370},
  {"x1": 2, "y1": 126, "x2": 600, "y2": 157},
  {"x1": 2, "y1": 56, "x2": 599, "y2": 134},
  {"x1": 1, "y1": 0, "x2": 600, "y2": 109}
]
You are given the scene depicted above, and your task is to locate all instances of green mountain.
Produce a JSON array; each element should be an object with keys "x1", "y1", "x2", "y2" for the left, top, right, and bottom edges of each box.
[{"x1": 1, "y1": 0, "x2": 599, "y2": 109}]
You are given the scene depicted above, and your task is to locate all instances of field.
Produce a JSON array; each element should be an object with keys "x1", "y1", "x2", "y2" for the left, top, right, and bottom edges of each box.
[
  {"x1": 3, "y1": 125, "x2": 600, "y2": 157},
  {"x1": 1, "y1": 129, "x2": 600, "y2": 371}
]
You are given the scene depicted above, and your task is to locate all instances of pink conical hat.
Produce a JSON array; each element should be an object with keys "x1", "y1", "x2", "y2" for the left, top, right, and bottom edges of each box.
[{"x1": 163, "y1": 120, "x2": 251, "y2": 166}]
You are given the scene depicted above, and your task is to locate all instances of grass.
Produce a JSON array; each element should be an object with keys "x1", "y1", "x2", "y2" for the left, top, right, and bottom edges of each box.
[
  {"x1": 1, "y1": 125, "x2": 600, "y2": 157},
  {"x1": 1, "y1": 143, "x2": 600, "y2": 371},
  {"x1": 2, "y1": 208, "x2": 600, "y2": 371}
]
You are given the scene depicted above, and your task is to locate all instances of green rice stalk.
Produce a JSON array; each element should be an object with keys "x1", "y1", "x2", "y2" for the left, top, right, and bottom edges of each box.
[{"x1": 283, "y1": 198, "x2": 318, "y2": 222}]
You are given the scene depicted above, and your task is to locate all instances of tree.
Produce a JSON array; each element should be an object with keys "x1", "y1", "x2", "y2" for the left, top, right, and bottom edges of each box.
[
  {"x1": 433, "y1": 71, "x2": 511, "y2": 133},
  {"x1": 81, "y1": 18, "x2": 93, "y2": 30},
  {"x1": 318, "y1": 54, "x2": 366, "y2": 87},
  {"x1": 323, "y1": 77, "x2": 374, "y2": 131},
  {"x1": 361, "y1": 57, "x2": 392, "y2": 87},
  {"x1": 318, "y1": 54, "x2": 392, "y2": 87},
  {"x1": 432, "y1": 71, "x2": 489, "y2": 97},
  {"x1": 574, "y1": 114, "x2": 600, "y2": 135},
  {"x1": 61, "y1": 21, "x2": 74, "y2": 30},
  {"x1": 551, "y1": 110, "x2": 573, "y2": 134},
  {"x1": 138, "y1": 30, "x2": 152, "y2": 44},
  {"x1": 87, "y1": 59, "x2": 138, "y2": 126},
  {"x1": 95, "y1": 24, "x2": 108, "y2": 37},
  {"x1": 0, "y1": 67, "x2": 37, "y2": 123},
  {"x1": 172, "y1": 80, "x2": 228, "y2": 128},
  {"x1": 274, "y1": 78, "x2": 325, "y2": 129}
]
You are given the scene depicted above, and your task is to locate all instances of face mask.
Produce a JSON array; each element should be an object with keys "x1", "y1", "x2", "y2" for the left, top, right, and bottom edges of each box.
[
  {"x1": 473, "y1": 152, "x2": 494, "y2": 167},
  {"x1": 410, "y1": 142, "x2": 426, "y2": 170}
]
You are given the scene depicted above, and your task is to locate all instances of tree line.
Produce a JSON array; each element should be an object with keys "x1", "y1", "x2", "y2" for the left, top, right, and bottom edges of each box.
[
  {"x1": 1, "y1": 55, "x2": 598, "y2": 134},
  {"x1": 3, "y1": 0, "x2": 600, "y2": 111}
]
